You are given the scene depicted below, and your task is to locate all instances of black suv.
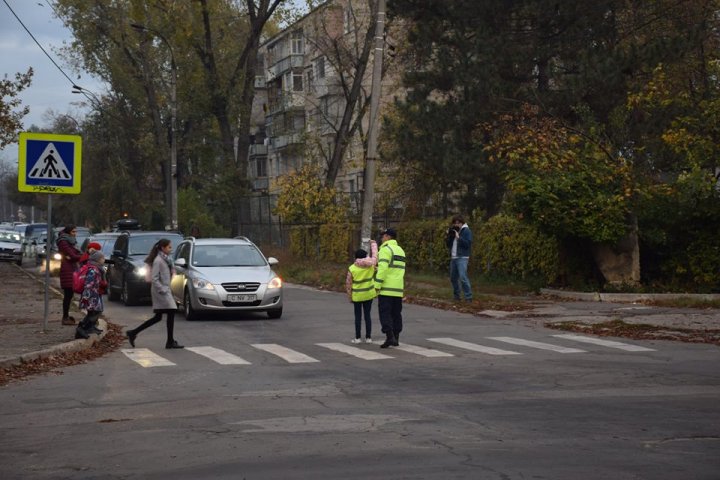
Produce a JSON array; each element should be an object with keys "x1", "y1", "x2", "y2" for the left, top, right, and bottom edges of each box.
[{"x1": 107, "y1": 231, "x2": 184, "y2": 305}]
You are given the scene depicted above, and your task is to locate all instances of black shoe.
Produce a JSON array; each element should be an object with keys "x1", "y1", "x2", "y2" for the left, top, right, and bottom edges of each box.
[
  {"x1": 380, "y1": 333, "x2": 396, "y2": 349},
  {"x1": 165, "y1": 340, "x2": 184, "y2": 349},
  {"x1": 127, "y1": 330, "x2": 136, "y2": 348},
  {"x1": 393, "y1": 332, "x2": 400, "y2": 346},
  {"x1": 75, "y1": 326, "x2": 89, "y2": 340}
]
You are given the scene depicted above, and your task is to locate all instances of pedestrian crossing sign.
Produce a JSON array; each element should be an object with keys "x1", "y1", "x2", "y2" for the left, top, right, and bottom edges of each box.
[{"x1": 18, "y1": 132, "x2": 82, "y2": 194}]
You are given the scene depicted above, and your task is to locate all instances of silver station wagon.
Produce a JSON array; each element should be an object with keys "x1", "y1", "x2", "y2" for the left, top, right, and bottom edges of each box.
[{"x1": 171, "y1": 237, "x2": 283, "y2": 320}]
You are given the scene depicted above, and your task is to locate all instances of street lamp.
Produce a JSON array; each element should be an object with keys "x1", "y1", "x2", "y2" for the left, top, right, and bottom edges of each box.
[{"x1": 130, "y1": 23, "x2": 178, "y2": 231}]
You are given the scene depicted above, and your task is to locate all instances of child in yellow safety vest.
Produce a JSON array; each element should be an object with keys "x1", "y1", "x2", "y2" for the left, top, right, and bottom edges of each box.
[{"x1": 345, "y1": 240, "x2": 378, "y2": 343}]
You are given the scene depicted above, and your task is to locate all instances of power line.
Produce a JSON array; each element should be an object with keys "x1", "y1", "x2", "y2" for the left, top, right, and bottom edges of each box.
[{"x1": 2, "y1": 0, "x2": 76, "y2": 86}]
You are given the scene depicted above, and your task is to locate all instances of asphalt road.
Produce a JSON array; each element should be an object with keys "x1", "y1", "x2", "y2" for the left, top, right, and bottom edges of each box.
[{"x1": 0, "y1": 285, "x2": 718, "y2": 479}]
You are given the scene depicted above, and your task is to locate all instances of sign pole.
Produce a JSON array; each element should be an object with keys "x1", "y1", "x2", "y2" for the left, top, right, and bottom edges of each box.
[
  {"x1": 17, "y1": 132, "x2": 81, "y2": 331},
  {"x1": 43, "y1": 194, "x2": 52, "y2": 332}
]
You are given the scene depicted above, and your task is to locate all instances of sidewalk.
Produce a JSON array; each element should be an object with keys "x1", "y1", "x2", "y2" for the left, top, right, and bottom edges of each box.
[{"x1": 0, "y1": 260, "x2": 110, "y2": 370}]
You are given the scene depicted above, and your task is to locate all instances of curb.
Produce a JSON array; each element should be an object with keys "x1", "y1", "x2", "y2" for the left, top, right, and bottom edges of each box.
[
  {"x1": 0, "y1": 319, "x2": 108, "y2": 369},
  {"x1": 540, "y1": 288, "x2": 720, "y2": 303}
]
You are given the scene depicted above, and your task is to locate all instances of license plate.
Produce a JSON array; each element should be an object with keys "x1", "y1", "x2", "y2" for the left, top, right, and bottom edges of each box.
[{"x1": 227, "y1": 294, "x2": 256, "y2": 302}]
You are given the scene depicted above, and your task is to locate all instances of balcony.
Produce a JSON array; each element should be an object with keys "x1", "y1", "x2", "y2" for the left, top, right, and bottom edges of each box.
[
  {"x1": 252, "y1": 177, "x2": 269, "y2": 191},
  {"x1": 249, "y1": 144, "x2": 268, "y2": 157},
  {"x1": 271, "y1": 132, "x2": 304, "y2": 149},
  {"x1": 268, "y1": 94, "x2": 305, "y2": 115},
  {"x1": 266, "y1": 54, "x2": 304, "y2": 81}
]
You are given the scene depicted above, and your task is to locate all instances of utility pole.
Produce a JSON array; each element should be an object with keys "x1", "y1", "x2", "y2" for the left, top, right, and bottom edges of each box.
[{"x1": 360, "y1": 0, "x2": 386, "y2": 248}]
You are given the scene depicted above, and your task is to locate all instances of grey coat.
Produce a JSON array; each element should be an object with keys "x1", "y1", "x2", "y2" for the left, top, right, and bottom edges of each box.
[{"x1": 151, "y1": 253, "x2": 177, "y2": 311}]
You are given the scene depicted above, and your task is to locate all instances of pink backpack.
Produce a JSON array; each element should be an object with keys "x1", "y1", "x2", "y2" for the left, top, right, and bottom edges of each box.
[{"x1": 73, "y1": 264, "x2": 93, "y2": 294}]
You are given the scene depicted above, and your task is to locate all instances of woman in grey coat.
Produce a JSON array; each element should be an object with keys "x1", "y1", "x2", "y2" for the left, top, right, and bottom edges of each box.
[{"x1": 126, "y1": 238, "x2": 184, "y2": 349}]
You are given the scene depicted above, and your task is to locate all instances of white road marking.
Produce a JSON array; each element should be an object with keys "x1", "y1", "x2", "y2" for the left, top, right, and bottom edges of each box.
[
  {"x1": 121, "y1": 348, "x2": 176, "y2": 367},
  {"x1": 316, "y1": 343, "x2": 393, "y2": 360},
  {"x1": 393, "y1": 343, "x2": 454, "y2": 357},
  {"x1": 251, "y1": 343, "x2": 320, "y2": 363},
  {"x1": 186, "y1": 346, "x2": 252, "y2": 365},
  {"x1": 551, "y1": 334, "x2": 656, "y2": 352},
  {"x1": 487, "y1": 336, "x2": 586, "y2": 353},
  {"x1": 427, "y1": 338, "x2": 522, "y2": 355}
]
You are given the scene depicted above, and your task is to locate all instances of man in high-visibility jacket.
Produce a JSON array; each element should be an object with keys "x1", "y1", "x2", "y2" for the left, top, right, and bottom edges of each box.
[{"x1": 374, "y1": 227, "x2": 406, "y2": 348}]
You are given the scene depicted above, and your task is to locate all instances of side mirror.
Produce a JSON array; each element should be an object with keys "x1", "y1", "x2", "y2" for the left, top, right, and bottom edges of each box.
[
  {"x1": 267, "y1": 257, "x2": 279, "y2": 266},
  {"x1": 175, "y1": 258, "x2": 187, "y2": 267}
]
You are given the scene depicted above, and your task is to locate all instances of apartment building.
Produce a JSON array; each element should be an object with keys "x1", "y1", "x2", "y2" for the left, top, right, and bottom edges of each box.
[{"x1": 247, "y1": 0, "x2": 397, "y2": 227}]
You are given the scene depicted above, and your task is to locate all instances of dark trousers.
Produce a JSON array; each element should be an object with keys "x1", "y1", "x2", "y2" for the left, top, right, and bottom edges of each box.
[
  {"x1": 62, "y1": 288, "x2": 74, "y2": 317},
  {"x1": 378, "y1": 295, "x2": 402, "y2": 336},
  {"x1": 353, "y1": 299, "x2": 373, "y2": 338},
  {"x1": 82, "y1": 310, "x2": 100, "y2": 325},
  {"x1": 132, "y1": 309, "x2": 176, "y2": 344}
]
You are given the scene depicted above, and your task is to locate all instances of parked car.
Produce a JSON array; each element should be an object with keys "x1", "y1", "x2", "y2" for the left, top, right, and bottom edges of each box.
[
  {"x1": 0, "y1": 230, "x2": 23, "y2": 265},
  {"x1": 171, "y1": 236, "x2": 283, "y2": 320},
  {"x1": 107, "y1": 230, "x2": 184, "y2": 305}
]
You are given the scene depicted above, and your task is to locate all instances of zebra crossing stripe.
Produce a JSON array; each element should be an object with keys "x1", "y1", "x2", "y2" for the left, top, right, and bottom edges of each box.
[
  {"x1": 316, "y1": 343, "x2": 393, "y2": 360},
  {"x1": 121, "y1": 348, "x2": 176, "y2": 367},
  {"x1": 186, "y1": 346, "x2": 252, "y2": 365},
  {"x1": 487, "y1": 336, "x2": 586, "y2": 353},
  {"x1": 427, "y1": 338, "x2": 522, "y2": 355},
  {"x1": 393, "y1": 343, "x2": 454, "y2": 357},
  {"x1": 251, "y1": 344, "x2": 320, "y2": 363},
  {"x1": 551, "y1": 334, "x2": 656, "y2": 352}
]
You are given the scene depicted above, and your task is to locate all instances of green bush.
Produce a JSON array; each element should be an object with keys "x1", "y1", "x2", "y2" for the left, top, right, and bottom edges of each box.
[
  {"x1": 288, "y1": 224, "x2": 353, "y2": 263},
  {"x1": 476, "y1": 215, "x2": 560, "y2": 284}
]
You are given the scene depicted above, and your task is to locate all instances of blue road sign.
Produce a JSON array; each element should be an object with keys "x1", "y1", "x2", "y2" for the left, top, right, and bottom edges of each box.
[{"x1": 18, "y1": 132, "x2": 82, "y2": 194}]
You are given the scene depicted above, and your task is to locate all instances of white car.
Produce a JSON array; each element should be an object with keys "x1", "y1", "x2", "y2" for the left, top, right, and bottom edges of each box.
[
  {"x1": 171, "y1": 237, "x2": 283, "y2": 320},
  {"x1": 0, "y1": 230, "x2": 23, "y2": 266}
]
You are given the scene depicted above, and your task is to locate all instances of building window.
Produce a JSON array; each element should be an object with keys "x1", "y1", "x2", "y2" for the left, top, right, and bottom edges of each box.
[
  {"x1": 315, "y1": 56, "x2": 325, "y2": 79},
  {"x1": 257, "y1": 158, "x2": 267, "y2": 177},
  {"x1": 344, "y1": 6, "x2": 354, "y2": 34},
  {"x1": 291, "y1": 30, "x2": 304, "y2": 55},
  {"x1": 293, "y1": 72, "x2": 303, "y2": 91}
]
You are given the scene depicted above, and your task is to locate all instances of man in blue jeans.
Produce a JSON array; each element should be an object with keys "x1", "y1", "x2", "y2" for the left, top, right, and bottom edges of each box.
[{"x1": 446, "y1": 215, "x2": 472, "y2": 301}]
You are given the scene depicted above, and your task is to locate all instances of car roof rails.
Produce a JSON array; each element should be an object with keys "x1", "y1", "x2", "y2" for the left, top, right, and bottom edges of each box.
[{"x1": 234, "y1": 235, "x2": 250, "y2": 242}]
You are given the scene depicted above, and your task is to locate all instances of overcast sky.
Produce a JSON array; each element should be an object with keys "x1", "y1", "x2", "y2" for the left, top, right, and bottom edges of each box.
[{"x1": 1, "y1": 0, "x2": 103, "y2": 165}]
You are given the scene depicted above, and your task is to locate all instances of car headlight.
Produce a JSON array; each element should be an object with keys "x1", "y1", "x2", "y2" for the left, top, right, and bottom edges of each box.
[
  {"x1": 13, "y1": 248, "x2": 22, "y2": 254},
  {"x1": 52, "y1": 253, "x2": 62, "y2": 260},
  {"x1": 268, "y1": 276, "x2": 282, "y2": 289},
  {"x1": 192, "y1": 277, "x2": 215, "y2": 291},
  {"x1": 137, "y1": 266, "x2": 147, "y2": 278}
]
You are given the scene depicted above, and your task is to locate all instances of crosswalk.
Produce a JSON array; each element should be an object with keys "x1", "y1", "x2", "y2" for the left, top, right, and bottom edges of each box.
[{"x1": 120, "y1": 334, "x2": 657, "y2": 368}]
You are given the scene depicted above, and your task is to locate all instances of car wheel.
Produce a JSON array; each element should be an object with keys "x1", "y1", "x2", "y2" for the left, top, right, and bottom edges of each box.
[
  {"x1": 267, "y1": 307, "x2": 282, "y2": 319},
  {"x1": 121, "y1": 278, "x2": 137, "y2": 306},
  {"x1": 184, "y1": 289, "x2": 197, "y2": 321}
]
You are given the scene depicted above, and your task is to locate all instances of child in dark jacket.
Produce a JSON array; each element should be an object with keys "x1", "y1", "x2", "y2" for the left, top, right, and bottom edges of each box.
[{"x1": 345, "y1": 240, "x2": 378, "y2": 343}]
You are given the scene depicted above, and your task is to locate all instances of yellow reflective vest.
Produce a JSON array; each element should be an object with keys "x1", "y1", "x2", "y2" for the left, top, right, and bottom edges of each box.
[
  {"x1": 374, "y1": 239, "x2": 406, "y2": 297},
  {"x1": 348, "y1": 264, "x2": 377, "y2": 302}
]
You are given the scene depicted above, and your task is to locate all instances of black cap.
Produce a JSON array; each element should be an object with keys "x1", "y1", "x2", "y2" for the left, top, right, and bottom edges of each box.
[
  {"x1": 381, "y1": 227, "x2": 397, "y2": 239},
  {"x1": 355, "y1": 249, "x2": 368, "y2": 259}
]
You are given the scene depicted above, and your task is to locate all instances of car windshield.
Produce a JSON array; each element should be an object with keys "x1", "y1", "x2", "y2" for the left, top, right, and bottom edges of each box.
[
  {"x1": 192, "y1": 244, "x2": 266, "y2": 267},
  {"x1": 128, "y1": 234, "x2": 183, "y2": 256},
  {"x1": 0, "y1": 231, "x2": 22, "y2": 244}
]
